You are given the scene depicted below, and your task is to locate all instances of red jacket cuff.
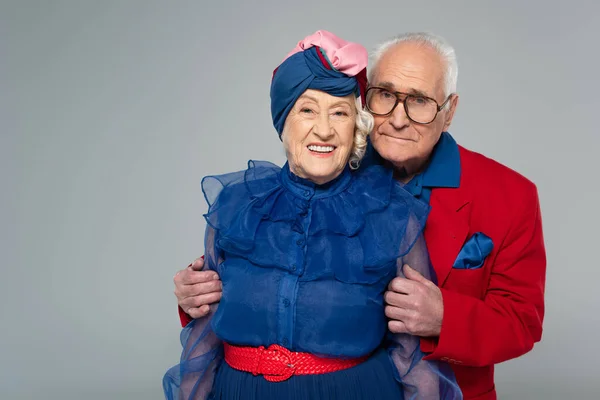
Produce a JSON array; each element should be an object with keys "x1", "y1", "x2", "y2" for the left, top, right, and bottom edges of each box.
[
  {"x1": 422, "y1": 288, "x2": 465, "y2": 364},
  {"x1": 178, "y1": 306, "x2": 193, "y2": 327}
]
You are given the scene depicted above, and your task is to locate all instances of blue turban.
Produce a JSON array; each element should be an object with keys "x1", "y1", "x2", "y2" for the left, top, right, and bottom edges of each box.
[{"x1": 270, "y1": 46, "x2": 366, "y2": 136}]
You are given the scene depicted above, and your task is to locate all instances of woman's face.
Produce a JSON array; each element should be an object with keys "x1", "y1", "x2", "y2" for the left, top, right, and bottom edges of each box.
[{"x1": 282, "y1": 89, "x2": 356, "y2": 185}]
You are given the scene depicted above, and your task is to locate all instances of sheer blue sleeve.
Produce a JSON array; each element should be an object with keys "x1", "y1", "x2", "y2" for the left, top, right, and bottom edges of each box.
[
  {"x1": 162, "y1": 225, "x2": 224, "y2": 400},
  {"x1": 163, "y1": 162, "x2": 278, "y2": 399},
  {"x1": 387, "y1": 229, "x2": 463, "y2": 400}
]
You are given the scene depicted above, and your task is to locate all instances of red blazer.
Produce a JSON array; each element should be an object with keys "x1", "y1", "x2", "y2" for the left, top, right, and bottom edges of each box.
[
  {"x1": 419, "y1": 145, "x2": 546, "y2": 399},
  {"x1": 178, "y1": 144, "x2": 546, "y2": 400}
]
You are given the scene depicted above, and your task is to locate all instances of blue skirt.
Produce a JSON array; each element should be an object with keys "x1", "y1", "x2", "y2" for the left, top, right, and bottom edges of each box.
[{"x1": 208, "y1": 348, "x2": 403, "y2": 400}]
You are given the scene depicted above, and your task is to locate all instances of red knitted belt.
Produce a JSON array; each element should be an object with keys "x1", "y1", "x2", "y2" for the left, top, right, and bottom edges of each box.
[{"x1": 223, "y1": 342, "x2": 368, "y2": 382}]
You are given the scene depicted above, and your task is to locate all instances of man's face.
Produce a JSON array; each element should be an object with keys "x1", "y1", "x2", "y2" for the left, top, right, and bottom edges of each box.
[{"x1": 369, "y1": 42, "x2": 459, "y2": 177}]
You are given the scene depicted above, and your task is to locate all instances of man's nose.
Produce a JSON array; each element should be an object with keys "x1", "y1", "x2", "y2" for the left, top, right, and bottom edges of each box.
[{"x1": 388, "y1": 102, "x2": 411, "y2": 130}]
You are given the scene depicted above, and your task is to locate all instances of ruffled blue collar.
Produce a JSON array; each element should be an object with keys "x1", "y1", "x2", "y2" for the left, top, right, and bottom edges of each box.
[
  {"x1": 202, "y1": 159, "x2": 429, "y2": 276},
  {"x1": 279, "y1": 162, "x2": 353, "y2": 200}
]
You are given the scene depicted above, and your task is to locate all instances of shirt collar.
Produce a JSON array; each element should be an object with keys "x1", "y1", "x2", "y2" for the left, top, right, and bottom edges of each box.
[
  {"x1": 362, "y1": 131, "x2": 461, "y2": 192},
  {"x1": 419, "y1": 131, "x2": 461, "y2": 188},
  {"x1": 280, "y1": 162, "x2": 353, "y2": 200}
]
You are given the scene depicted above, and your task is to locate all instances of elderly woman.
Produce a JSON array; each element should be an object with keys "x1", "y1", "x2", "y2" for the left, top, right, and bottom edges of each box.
[{"x1": 163, "y1": 31, "x2": 461, "y2": 400}]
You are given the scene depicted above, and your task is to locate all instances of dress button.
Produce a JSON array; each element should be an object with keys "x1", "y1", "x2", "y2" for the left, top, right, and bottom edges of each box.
[
  {"x1": 303, "y1": 190, "x2": 311, "y2": 197},
  {"x1": 296, "y1": 239, "x2": 305, "y2": 246},
  {"x1": 283, "y1": 299, "x2": 290, "y2": 307},
  {"x1": 282, "y1": 338, "x2": 289, "y2": 346},
  {"x1": 291, "y1": 264, "x2": 297, "y2": 271}
]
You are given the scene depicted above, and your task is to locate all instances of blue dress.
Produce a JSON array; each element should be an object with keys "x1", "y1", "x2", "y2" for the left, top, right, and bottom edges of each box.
[{"x1": 163, "y1": 161, "x2": 462, "y2": 400}]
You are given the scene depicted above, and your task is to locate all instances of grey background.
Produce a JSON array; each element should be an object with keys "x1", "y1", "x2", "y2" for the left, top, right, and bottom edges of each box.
[{"x1": 2, "y1": 0, "x2": 598, "y2": 399}]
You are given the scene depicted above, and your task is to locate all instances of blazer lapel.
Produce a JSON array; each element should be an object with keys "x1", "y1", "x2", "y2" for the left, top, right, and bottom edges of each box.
[{"x1": 424, "y1": 188, "x2": 470, "y2": 287}]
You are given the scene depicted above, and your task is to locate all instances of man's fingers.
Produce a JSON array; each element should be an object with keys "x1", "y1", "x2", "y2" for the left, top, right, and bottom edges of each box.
[
  {"x1": 383, "y1": 290, "x2": 413, "y2": 309},
  {"x1": 385, "y1": 304, "x2": 415, "y2": 321},
  {"x1": 388, "y1": 319, "x2": 409, "y2": 334},
  {"x1": 179, "y1": 291, "x2": 222, "y2": 310},
  {"x1": 194, "y1": 291, "x2": 222, "y2": 307},
  {"x1": 178, "y1": 270, "x2": 219, "y2": 285},
  {"x1": 190, "y1": 257, "x2": 205, "y2": 271},
  {"x1": 176, "y1": 280, "x2": 222, "y2": 299},
  {"x1": 388, "y1": 277, "x2": 415, "y2": 295},
  {"x1": 186, "y1": 305, "x2": 210, "y2": 319},
  {"x1": 403, "y1": 264, "x2": 430, "y2": 284}
]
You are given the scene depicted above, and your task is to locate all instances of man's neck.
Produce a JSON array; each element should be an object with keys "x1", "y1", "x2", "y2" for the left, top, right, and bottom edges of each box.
[
  {"x1": 388, "y1": 158, "x2": 429, "y2": 183},
  {"x1": 392, "y1": 166, "x2": 413, "y2": 184}
]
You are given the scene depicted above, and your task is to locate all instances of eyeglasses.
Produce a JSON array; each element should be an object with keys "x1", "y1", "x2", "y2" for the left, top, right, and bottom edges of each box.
[{"x1": 365, "y1": 87, "x2": 453, "y2": 124}]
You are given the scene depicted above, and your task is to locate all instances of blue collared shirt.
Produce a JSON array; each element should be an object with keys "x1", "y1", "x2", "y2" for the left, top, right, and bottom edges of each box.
[{"x1": 363, "y1": 131, "x2": 461, "y2": 204}]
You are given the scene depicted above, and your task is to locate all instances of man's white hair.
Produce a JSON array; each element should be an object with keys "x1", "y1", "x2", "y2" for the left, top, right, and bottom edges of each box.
[{"x1": 368, "y1": 32, "x2": 458, "y2": 99}]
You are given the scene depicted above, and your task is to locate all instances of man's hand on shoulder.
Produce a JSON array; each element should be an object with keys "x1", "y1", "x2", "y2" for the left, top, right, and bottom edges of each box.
[
  {"x1": 174, "y1": 257, "x2": 222, "y2": 318},
  {"x1": 384, "y1": 264, "x2": 444, "y2": 337}
]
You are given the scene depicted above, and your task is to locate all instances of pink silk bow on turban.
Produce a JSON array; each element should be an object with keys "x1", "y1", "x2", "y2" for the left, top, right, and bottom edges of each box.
[{"x1": 282, "y1": 30, "x2": 368, "y2": 77}]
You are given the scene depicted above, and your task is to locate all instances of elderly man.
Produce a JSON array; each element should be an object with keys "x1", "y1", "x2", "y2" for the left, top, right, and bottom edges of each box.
[{"x1": 173, "y1": 32, "x2": 546, "y2": 400}]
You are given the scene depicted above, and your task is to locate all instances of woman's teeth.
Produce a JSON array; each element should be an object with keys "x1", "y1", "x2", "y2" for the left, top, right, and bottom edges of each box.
[{"x1": 308, "y1": 145, "x2": 335, "y2": 153}]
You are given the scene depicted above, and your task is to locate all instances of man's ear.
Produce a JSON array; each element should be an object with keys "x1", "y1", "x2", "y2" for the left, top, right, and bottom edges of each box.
[{"x1": 443, "y1": 94, "x2": 459, "y2": 131}]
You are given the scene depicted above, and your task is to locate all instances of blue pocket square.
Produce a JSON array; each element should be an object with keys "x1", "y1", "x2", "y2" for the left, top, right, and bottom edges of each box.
[{"x1": 453, "y1": 232, "x2": 494, "y2": 270}]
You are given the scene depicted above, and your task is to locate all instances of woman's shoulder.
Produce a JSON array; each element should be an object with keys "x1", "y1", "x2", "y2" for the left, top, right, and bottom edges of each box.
[{"x1": 201, "y1": 160, "x2": 282, "y2": 207}]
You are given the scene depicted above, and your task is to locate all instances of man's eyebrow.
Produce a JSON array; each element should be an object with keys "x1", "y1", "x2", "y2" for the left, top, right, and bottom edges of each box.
[
  {"x1": 375, "y1": 82, "x2": 432, "y2": 98},
  {"x1": 406, "y1": 88, "x2": 431, "y2": 98},
  {"x1": 377, "y1": 81, "x2": 396, "y2": 90}
]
